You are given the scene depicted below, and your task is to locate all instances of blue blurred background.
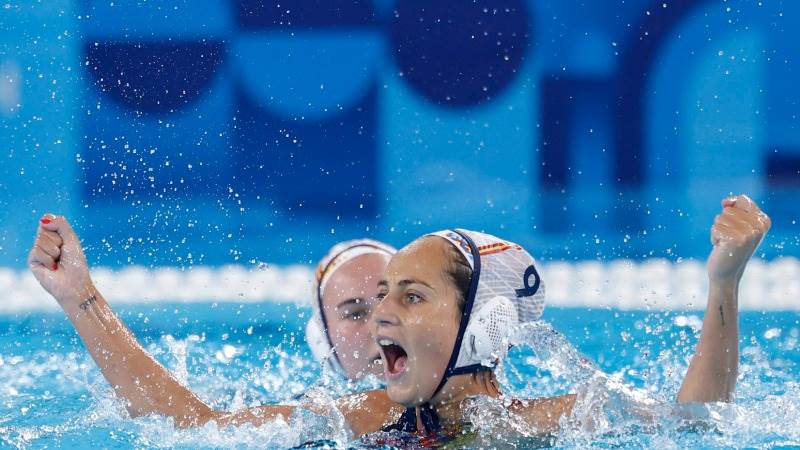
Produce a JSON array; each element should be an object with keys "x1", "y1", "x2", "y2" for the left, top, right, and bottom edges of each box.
[{"x1": 2, "y1": 0, "x2": 799, "y2": 268}]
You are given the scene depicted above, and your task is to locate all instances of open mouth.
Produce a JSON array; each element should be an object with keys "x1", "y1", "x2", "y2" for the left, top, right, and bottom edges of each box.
[{"x1": 378, "y1": 338, "x2": 408, "y2": 379}]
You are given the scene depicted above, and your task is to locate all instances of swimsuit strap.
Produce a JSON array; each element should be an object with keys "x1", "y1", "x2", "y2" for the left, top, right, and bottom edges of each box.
[
  {"x1": 418, "y1": 403, "x2": 442, "y2": 433},
  {"x1": 382, "y1": 407, "x2": 417, "y2": 433},
  {"x1": 382, "y1": 404, "x2": 442, "y2": 434}
]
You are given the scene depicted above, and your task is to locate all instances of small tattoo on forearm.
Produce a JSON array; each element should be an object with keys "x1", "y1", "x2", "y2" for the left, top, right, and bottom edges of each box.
[
  {"x1": 79, "y1": 295, "x2": 97, "y2": 311},
  {"x1": 719, "y1": 304, "x2": 725, "y2": 326}
]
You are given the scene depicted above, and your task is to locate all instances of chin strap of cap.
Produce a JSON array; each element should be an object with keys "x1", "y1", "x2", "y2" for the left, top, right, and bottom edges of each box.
[{"x1": 429, "y1": 229, "x2": 487, "y2": 401}]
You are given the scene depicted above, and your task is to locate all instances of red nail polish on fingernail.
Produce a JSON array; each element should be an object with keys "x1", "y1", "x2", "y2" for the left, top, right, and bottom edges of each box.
[
  {"x1": 52, "y1": 263, "x2": 58, "y2": 271},
  {"x1": 40, "y1": 218, "x2": 52, "y2": 224}
]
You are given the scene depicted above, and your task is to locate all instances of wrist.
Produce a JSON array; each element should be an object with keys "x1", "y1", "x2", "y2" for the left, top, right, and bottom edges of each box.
[
  {"x1": 56, "y1": 282, "x2": 98, "y2": 309},
  {"x1": 708, "y1": 273, "x2": 741, "y2": 289}
]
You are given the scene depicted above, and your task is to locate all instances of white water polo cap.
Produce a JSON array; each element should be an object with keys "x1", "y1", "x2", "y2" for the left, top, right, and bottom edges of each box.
[
  {"x1": 306, "y1": 239, "x2": 397, "y2": 376},
  {"x1": 428, "y1": 229, "x2": 546, "y2": 381}
]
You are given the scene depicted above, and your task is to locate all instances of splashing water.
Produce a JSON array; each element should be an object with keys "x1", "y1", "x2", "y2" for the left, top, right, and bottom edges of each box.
[
  {"x1": 499, "y1": 316, "x2": 800, "y2": 448},
  {"x1": 0, "y1": 303, "x2": 797, "y2": 448}
]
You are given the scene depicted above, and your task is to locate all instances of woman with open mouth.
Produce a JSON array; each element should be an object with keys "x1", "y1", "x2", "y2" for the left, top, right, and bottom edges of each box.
[{"x1": 26, "y1": 195, "x2": 770, "y2": 444}]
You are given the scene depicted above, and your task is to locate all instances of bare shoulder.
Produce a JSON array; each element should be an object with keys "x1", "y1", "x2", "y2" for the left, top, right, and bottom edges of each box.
[
  {"x1": 508, "y1": 394, "x2": 576, "y2": 433},
  {"x1": 336, "y1": 389, "x2": 405, "y2": 437}
]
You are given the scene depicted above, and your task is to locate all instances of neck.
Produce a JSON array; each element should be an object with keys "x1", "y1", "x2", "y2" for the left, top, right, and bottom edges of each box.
[{"x1": 425, "y1": 371, "x2": 500, "y2": 426}]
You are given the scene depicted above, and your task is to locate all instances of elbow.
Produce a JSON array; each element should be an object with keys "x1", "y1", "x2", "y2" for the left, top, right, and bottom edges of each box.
[
  {"x1": 176, "y1": 413, "x2": 214, "y2": 429},
  {"x1": 123, "y1": 399, "x2": 219, "y2": 429},
  {"x1": 176, "y1": 405, "x2": 221, "y2": 429}
]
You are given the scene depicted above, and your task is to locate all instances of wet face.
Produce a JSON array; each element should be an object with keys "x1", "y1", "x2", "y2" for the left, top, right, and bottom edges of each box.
[
  {"x1": 371, "y1": 237, "x2": 463, "y2": 407},
  {"x1": 321, "y1": 253, "x2": 390, "y2": 380}
]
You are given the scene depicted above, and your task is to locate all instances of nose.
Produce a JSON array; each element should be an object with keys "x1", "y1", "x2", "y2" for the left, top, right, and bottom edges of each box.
[{"x1": 371, "y1": 293, "x2": 401, "y2": 330}]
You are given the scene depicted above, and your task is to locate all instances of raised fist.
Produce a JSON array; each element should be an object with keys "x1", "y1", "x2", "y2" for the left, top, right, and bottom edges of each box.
[
  {"x1": 28, "y1": 214, "x2": 94, "y2": 306},
  {"x1": 707, "y1": 195, "x2": 771, "y2": 283}
]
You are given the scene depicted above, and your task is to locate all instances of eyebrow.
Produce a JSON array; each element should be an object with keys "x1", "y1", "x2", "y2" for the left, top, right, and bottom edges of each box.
[{"x1": 376, "y1": 278, "x2": 433, "y2": 290}]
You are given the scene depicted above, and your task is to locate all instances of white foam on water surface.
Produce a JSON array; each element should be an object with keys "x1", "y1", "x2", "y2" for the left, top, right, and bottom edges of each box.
[{"x1": 1, "y1": 258, "x2": 798, "y2": 313}]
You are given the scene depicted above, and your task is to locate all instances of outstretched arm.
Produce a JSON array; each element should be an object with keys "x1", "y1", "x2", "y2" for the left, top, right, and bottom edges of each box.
[
  {"x1": 677, "y1": 195, "x2": 770, "y2": 403},
  {"x1": 28, "y1": 214, "x2": 226, "y2": 425},
  {"x1": 27, "y1": 215, "x2": 397, "y2": 434}
]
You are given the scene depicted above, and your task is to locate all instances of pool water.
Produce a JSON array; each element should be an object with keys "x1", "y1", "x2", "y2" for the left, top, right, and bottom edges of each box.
[{"x1": 0, "y1": 303, "x2": 798, "y2": 449}]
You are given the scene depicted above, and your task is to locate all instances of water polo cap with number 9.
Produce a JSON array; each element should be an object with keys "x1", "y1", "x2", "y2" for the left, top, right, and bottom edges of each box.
[{"x1": 427, "y1": 229, "x2": 546, "y2": 392}]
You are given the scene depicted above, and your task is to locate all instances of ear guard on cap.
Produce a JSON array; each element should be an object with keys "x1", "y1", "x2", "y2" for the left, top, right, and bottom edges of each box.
[
  {"x1": 459, "y1": 296, "x2": 519, "y2": 367},
  {"x1": 305, "y1": 314, "x2": 344, "y2": 375},
  {"x1": 427, "y1": 228, "x2": 546, "y2": 402}
]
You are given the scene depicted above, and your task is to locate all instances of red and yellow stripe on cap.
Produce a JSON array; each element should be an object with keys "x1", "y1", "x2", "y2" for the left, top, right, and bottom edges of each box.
[{"x1": 477, "y1": 242, "x2": 523, "y2": 256}]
